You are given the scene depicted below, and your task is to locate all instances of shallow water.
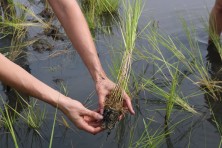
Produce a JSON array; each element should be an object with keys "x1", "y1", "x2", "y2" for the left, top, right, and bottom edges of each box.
[{"x1": 0, "y1": 0, "x2": 220, "y2": 147}]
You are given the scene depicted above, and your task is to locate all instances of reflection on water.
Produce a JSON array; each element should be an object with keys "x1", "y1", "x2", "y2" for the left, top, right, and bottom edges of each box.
[
  {"x1": 79, "y1": 0, "x2": 119, "y2": 36},
  {"x1": 0, "y1": 0, "x2": 220, "y2": 147},
  {"x1": 205, "y1": 42, "x2": 222, "y2": 133}
]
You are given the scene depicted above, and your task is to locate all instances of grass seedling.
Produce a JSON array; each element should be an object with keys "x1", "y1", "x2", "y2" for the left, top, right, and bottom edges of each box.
[
  {"x1": 80, "y1": 0, "x2": 119, "y2": 35},
  {"x1": 207, "y1": 99, "x2": 222, "y2": 147},
  {"x1": 97, "y1": 0, "x2": 119, "y2": 13},
  {"x1": 179, "y1": 18, "x2": 220, "y2": 100},
  {"x1": 49, "y1": 106, "x2": 57, "y2": 148},
  {"x1": 102, "y1": 0, "x2": 143, "y2": 129},
  {"x1": 132, "y1": 119, "x2": 171, "y2": 148},
  {"x1": 206, "y1": 14, "x2": 222, "y2": 57},
  {"x1": 0, "y1": 1, "x2": 50, "y2": 61},
  {"x1": 0, "y1": 97, "x2": 18, "y2": 148},
  {"x1": 49, "y1": 82, "x2": 71, "y2": 148},
  {"x1": 166, "y1": 64, "x2": 179, "y2": 121},
  {"x1": 140, "y1": 76, "x2": 197, "y2": 114},
  {"x1": 4, "y1": 96, "x2": 46, "y2": 131},
  {"x1": 137, "y1": 25, "x2": 197, "y2": 114},
  {"x1": 22, "y1": 100, "x2": 46, "y2": 130}
]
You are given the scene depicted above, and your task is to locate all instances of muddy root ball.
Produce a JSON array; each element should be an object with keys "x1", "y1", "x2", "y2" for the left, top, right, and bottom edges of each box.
[{"x1": 102, "y1": 107, "x2": 121, "y2": 130}]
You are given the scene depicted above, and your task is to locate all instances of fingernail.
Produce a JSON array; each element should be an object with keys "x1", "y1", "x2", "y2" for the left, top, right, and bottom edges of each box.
[
  {"x1": 100, "y1": 109, "x2": 104, "y2": 114},
  {"x1": 98, "y1": 114, "x2": 103, "y2": 120}
]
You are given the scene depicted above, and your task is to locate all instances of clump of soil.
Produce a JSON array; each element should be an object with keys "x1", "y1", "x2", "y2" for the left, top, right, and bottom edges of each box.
[
  {"x1": 38, "y1": 8, "x2": 54, "y2": 19},
  {"x1": 44, "y1": 25, "x2": 66, "y2": 41},
  {"x1": 32, "y1": 39, "x2": 53, "y2": 52},
  {"x1": 102, "y1": 94, "x2": 125, "y2": 130},
  {"x1": 102, "y1": 106, "x2": 121, "y2": 130}
]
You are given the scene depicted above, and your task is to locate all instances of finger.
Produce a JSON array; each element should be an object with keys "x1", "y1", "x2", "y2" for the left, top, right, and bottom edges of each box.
[
  {"x1": 78, "y1": 119, "x2": 104, "y2": 134},
  {"x1": 84, "y1": 115, "x2": 102, "y2": 122},
  {"x1": 98, "y1": 94, "x2": 106, "y2": 114},
  {"x1": 123, "y1": 92, "x2": 135, "y2": 115},
  {"x1": 88, "y1": 121, "x2": 102, "y2": 127},
  {"x1": 84, "y1": 108, "x2": 102, "y2": 122},
  {"x1": 83, "y1": 109, "x2": 103, "y2": 120},
  {"x1": 83, "y1": 116, "x2": 94, "y2": 122},
  {"x1": 118, "y1": 114, "x2": 124, "y2": 121}
]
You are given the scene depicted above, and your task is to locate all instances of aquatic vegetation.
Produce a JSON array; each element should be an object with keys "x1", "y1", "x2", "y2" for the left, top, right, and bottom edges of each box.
[
  {"x1": 102, "y1": 0, "x2": 143, "y2": 129},
  {"x1": 132, "y1": 119, "x2": 171, "y2": 148},
  {"x1": 0, "y1": 0, "x2": 221, "y2": 147},
  {"x1": 0, "y1": 1, "x2": 50, "y2": 61},
  {"x1": 49, "y1": 106, "x2": 58, "y2": 148},
  {"x1": 135, "y1": 26, "x2": 198, "y2": 113},
  {"x1": 207, "y1": 98, "x2": 222, "y2": 147},
  {"x1": 22, "y1": 100, "x2": 46, "y2": 130},
  {"x1": 207, "y1": 13, "x2": 222, "y2": 58},
  {"x1": 141, "y1": 77, "x2": 197, "y2": 114},
  {"x1": 80, "y1": 0, "x2": 119, "y2": 34},
  {"x1": 0, "y1": 97, "x2": 19, "y2": 148}
]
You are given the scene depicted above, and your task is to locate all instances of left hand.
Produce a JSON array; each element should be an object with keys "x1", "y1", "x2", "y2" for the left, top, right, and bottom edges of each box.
[
  {"x1": 95, "y1": 77, "x2": 135, "y2": 115},
  {"x1": 60, "y1": 98, "x2": 104, "y2": 134}
]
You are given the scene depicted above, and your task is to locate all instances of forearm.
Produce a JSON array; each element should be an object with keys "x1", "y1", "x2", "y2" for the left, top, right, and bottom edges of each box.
[
  {"x1": 0, "y1": 54, "x2": 70, "y2": 111},
  {"x1": 48, "y1": 0, "x2": 106, "y2": 81}
]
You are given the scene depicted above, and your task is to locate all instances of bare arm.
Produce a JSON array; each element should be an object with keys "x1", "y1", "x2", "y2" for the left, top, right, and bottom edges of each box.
[
  {"x1": 0, "y1": 54, "x2": 103, "y2": 134},
  {"x1": 48, "y1": 0, "x2": 105, "y2": 82},
  {"x1": 47, "y1": 0, "x2": 135, "y2": 114}
]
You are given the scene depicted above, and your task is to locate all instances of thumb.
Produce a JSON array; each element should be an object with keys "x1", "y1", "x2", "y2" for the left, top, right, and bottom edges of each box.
[
  {"x1": 83, "y1": 109, "x2": 103, "y2": 120},
  {"x1": 98, "y1": 94, "x2": 105, "y2": 114}
]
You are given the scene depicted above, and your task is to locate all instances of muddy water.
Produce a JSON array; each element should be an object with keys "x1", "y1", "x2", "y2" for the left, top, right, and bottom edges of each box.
[{"x1": 0, "y1": 0, "x2": 219, "y2": 147}]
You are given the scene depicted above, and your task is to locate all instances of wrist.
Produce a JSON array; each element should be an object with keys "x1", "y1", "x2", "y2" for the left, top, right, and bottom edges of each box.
[
  {"x1": 93, "y1": 71, "x2": 107, "y2": 83},
  {"x1": 58, "y1": 96, "x2": 73, "y2": 114}
]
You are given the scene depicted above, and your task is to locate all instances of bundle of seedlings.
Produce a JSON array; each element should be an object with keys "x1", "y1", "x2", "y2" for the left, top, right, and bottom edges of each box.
[{"x1": 102, "y1": 0, "x2": 142, "y2": 130}]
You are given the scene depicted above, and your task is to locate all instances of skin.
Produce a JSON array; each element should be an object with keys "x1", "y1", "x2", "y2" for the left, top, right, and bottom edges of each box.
[
  {"x1": 47, "y1": 0, "x2": 135, "y2": 115},
  {"x1": 209, "y1": 0, "x2": 222, "y2": 40},
  {"x1": 0, "y1": 0, "x2": 135, "y2": 134}
]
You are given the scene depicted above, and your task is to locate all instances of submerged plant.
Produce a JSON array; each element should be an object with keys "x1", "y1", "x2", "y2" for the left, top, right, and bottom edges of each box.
[
  {"x1": 0, "y1": 97, "x2": 19, "y2": 148},
  {"x1": 102, "y1": 0, "x2": 142, "y2": 130},
  {"x1": 80, "y1": 0, "x2": 119, "y2": 35},
  {"x1": 132, "y1": 119, "x2": 171, "y2": 148},
  {"x1": 22, "y1": 100, "x2": 46, "y2": 129},
  {"x1": 0, "y1": 1, "x2": 49, "y2": 61}
]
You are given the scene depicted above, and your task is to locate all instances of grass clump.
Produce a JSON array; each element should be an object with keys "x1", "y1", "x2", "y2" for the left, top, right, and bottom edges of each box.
[
  {"x1": 0, "y1": 97, "x2": 19, "y2": 148},
  {"x1": 102, "y1": 0, "x2": 142, "y2": 130},
  {"x1": 80, "y1": 0, "x2": 119, "y2": 34},
  {"x1": 0, "y1": 1, "x2": 49, "y2": 61},
  {"x1": 132, "y1": 119, "x2": 171, "y2": 148},
  {"x1": 22, "y1": 100, "x2": 46, "y2": 130},
  {"x1": 135, "y1": 24, "x2": 198, "y2": 114}
]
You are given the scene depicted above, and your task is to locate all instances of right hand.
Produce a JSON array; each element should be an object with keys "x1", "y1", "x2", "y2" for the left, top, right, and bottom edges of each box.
[{"x1": 95, "y1": 77, "x2": 135, "y2": 115}]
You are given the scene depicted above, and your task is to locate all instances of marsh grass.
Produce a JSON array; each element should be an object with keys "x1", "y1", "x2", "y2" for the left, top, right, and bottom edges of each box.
[
  {"x1": 207, "y1": 14, "x2": 222, "y2": 57},
  {"x1": 140, "y1": 77, "x2": 197, "y2": 114},
  {"x1": 178, "y1": 19, "x2": 222, "y2": 101},
  {"x1": 136, "y1": 17, "x2": 222, "y2": 113},
  {"x1": 166, "y1": 64, "x2": 179, "y2": 121},
  {"x1": 132, "y1": 119, "x2": 171, "y2": 148},
  {"x1": 0, "y1": 1, "x2": 50, "y2": 61},
  {"x1": 80, "y1": 0, "x2": 119, "y2": 34},
  {"x1": 4, "y1": 97, "x2": 46, "y2": 132},
  {"x1": 0, "y1": 97, "x2": 18, "y2": 148},
  {"x1": 208, "y1": 100, "x2": 222, "y2": 147},
  {"x1": 97, "y1": 0, "x2": 119, "y2": 13},
  {"x1": 137, "y1": 26, "x2": 198, "y2": 114},
  {"x1": 22, "y1": 100, "x2": 46, "y2": 130},
  {"x1": 49, "y1": 106, "x2": 58, "y2": 148},
  {"x1": 102, "y1": 0, "x2": 143, "y2": 129}
]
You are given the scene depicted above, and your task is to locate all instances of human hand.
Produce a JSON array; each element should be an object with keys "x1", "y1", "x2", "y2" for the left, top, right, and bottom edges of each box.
[
  {"x1": 95, "y1": 77, "x2": 135, "y2": 115},
  {"x1": 60, "y1": 98, "x2": 104, "y2": 134}
]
